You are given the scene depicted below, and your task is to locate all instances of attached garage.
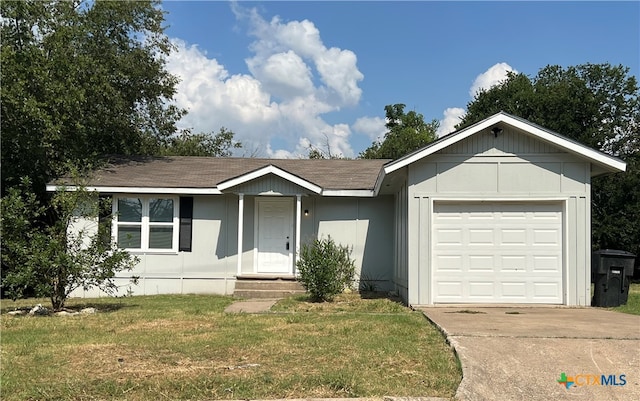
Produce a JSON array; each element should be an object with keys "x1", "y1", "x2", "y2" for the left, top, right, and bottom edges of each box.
[
  {"x1": 381, "y1": 112, "x2": 626, "y2": 306},
  {"x1": 432, "y1": 201, "x2": 563, "y2": 304}
]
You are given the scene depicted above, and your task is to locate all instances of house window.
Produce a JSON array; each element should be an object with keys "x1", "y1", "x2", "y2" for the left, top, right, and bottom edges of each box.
[{"x1": 114, "y1": 196, "x2": 179, "y2": 252}]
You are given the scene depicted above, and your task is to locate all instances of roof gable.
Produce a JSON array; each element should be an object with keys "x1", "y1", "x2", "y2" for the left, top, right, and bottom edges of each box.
[
  {"x1": 384, "y1": 112, "x2": 626, "y2": 175},
  {"x1": 217, "y1": 165, "x2": 322, "y2": 194}
]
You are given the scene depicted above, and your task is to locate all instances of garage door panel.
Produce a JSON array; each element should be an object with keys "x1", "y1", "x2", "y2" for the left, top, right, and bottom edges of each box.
[
  {"x1": 468, "y1": 281, "x2": 496, "y2": 298},
  {"x1": 468, "y1": 255, "x2": 495, "y2": 271},
  {"x1": 468, "y1": 211, "x2": 493, "y2": 220},
  {"x1": 532, "y1": 255, "x2": 561, "y2": 271},
  {"x1": 437, "y1": 281, "x2": 463, "y2": 297},
  {"x1": 469, "y1": 229, "x2": 494, "y2": 245},
  {"x1": 435, "y1": 228, "x2": 463, "y2": 245},
  {"x1": 532, "y1": 282, "x2": 561, "y2": 299},
  {"x1": 500, "y1": 229, "x2": 527, "y2": 245},
  {"x1": 500, "y1": 255, "x2": 526, "y2": 271},
  {"x1": 435, "y1": 255, "x2": 463, "y2": 271},
  {"x1": 500, "y1": 282, "x2": 527, "y2": 298},
  {"x1": 433, "y1": 202, "x2": 563, "y2": 304},
  {"x1": 533, "y1": 229, "x2": 560, "y2": 245}
]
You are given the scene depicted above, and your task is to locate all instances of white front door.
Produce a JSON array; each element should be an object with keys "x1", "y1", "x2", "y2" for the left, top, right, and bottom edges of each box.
[{"x1": 256, "y1": 198, "x2": 293, "y2": 274}]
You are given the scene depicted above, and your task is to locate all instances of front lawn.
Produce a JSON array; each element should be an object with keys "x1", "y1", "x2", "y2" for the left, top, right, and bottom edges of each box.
[{"x1": 1, "y1": 294, "x2": 461, "y2": 400}]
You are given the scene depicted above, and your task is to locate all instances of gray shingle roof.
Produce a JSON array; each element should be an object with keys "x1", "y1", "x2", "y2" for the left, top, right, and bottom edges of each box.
[{"x1": 72, "y1": 156, "x2": 390, "y2": 191}]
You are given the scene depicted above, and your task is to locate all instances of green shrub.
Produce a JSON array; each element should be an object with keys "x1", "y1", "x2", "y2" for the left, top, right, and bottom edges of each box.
[{"x1": 296, "y1": 237, "x2": 356, "y2": 302}]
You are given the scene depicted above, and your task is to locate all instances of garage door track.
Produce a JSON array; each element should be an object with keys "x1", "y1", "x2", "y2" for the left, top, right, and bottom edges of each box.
[{"x1": 421, "y1": 307, "x2": 640, "y2": 401}]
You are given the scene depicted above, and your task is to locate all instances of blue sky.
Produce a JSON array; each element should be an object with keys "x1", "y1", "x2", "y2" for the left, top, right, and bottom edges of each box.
[{"x1": 160, "y1": 1, "x2": 640, "y2": 158}]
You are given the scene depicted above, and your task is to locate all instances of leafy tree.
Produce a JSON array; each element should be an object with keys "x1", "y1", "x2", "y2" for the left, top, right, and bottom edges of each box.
[
  {"x1": 155, "y1": 127, "x2": 242, "y2": 157},
  {"x1": 360, "y1": 104, "x2": 439, "y2": 160},
  {"x1": 0, "y1": 0, "x2": 184, "y2": 198},
  {"x1": 1, "y1": 0, "x2": 245, "y2": 299},
  {"x1": 459, "y1": 63, "x2": 640, "y2": 255},
  {"x1": 1, "y1": 179, "x2": 139, "y2": 310}
]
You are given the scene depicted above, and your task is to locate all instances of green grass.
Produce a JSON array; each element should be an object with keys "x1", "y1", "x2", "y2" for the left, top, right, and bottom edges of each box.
[
  {"x1": 1, "y1": 294, "x2": 460, "y2": 400},
  {"x1": 613, "y1": 282, "x2": 640, "y2": 315}
]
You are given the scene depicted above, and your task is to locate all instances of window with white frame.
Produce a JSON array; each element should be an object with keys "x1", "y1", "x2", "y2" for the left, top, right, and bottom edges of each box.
[{"x1": 114, "y1": 196, "x2": 179, "y2": 252}]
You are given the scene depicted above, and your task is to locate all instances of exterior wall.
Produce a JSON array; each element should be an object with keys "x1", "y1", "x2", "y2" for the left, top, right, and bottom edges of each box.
[
  {"x1": 72, "y1": 195, "x2": 240, "y2": 297},
  {"x1": 393, "y1": 182, "x2": 409, "y2": 302},
  {"x1": 71, "y1": 193, "x2": 395, "y2": 297},
  {"x1": 301, "y1": 196, "x2": 395, "y2": 291},
  {"x1": 405, "y1": 128, "x2": 592, "y2": 306}
]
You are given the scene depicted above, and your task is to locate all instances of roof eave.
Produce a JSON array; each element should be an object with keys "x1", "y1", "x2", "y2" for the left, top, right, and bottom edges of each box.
[
  {"x1": 45, "y1": 184, "x2": 223, "y2": 195},
  {"x1": 384, "y1": 112, "x2": 627, "y2": 174}
]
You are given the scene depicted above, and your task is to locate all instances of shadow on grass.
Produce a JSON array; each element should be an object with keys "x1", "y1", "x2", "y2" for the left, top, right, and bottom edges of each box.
[
  {"x1": 63, "y1": 301, "x2": 136, "y2": 313},
  {"x1": 1, "y1": 299, "x2": 137, "y2": 314}
]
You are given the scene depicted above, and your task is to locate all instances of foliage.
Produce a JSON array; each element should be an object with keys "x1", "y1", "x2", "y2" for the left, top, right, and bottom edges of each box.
[
  {"x1": 296, "y1": 237, "x2": 356, "y2": 302},
  {"x1": 459, "y1": 63, "x2": 640, "y2": 256},
  {"x1": 1, "y1": 179, "x2": 138, "y2": 310},
  {"x1": 155, "y1": 127, "x2": 242, "y2": 157},
  {"x1": 360, "y1": 104, "x2": 439, "y2": 160},
  {"x1": 0, "y1": 0, "x2": 242, "y2": 298},
  {"x1": 0, "y1": 0, "x2": 183, "y2": 198}
]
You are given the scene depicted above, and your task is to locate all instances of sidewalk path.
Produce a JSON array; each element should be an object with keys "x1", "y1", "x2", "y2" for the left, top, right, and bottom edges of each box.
[{"x1": 224, "y1": 299, "x2": 279, "y2": 313}]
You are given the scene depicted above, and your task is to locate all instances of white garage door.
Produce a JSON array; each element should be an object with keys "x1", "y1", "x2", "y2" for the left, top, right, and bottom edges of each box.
[{"x1": 432, "y1": 202, "x2": 563, "y2": 304}]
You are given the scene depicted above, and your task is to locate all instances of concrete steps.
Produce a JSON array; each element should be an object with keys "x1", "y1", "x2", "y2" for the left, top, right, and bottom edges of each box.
[{"x1": 234, "y1": 277, "x2": 306, "y2": 299}]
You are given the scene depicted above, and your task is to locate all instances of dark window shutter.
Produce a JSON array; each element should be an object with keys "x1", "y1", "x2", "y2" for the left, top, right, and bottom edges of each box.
[
  {"x1": 98, "y1": 195, "x2": 112, "y2": 247},
  {"x1": 179, "y1": 197, "x2": 193, "y2": 252}
]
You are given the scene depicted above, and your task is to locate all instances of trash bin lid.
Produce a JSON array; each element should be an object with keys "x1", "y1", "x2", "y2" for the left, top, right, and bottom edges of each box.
[{"x1": 593, "y1": 249, "x2": 636, "y2": 257}]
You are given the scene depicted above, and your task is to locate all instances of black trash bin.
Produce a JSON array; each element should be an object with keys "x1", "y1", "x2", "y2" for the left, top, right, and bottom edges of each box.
[{"x1": 591, "y1": 249, "x2": 636, "y2": 307}]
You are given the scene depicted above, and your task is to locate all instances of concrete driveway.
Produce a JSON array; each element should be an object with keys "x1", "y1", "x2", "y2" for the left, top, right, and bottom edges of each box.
[{"x1": 421, "y1": 306, "x2": 640, "y2": 401}]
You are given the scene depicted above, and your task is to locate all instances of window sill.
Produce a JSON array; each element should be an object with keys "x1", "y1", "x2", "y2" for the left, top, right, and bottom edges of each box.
[{"x1": 126, "y1": 250, "x2": 180, "y2": 256}]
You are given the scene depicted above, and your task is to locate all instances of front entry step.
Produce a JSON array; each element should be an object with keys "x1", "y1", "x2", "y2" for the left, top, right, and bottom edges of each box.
[{"x1": 234, "y1": 278, "x2": 306, "y2": 299}]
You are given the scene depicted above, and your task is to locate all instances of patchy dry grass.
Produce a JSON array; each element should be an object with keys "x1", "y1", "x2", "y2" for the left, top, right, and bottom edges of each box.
[
  {"x1": 272, "y1": 291, "x2": 407, "y2": 313},
  {"x1": 1, "y1": 294, "x2": 460, "y2": 400}
]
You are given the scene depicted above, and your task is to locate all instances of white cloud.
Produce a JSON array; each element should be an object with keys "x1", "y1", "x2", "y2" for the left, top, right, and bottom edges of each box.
[
  {"x1": 353, "y1": 116, "x2": 386, "y2": 141},
  {"x1": 166, "y1": 5, "x2": 364, "y2": 158},
  {"x1": 437, "y1": 107, "x2": 466, "y2": 137},
  {"x1": 247, "y1": 50, "x2": 314, "y2": 99},
  {"x1": 167, "y1": 39, "x2": 280, "y2": 134},
  {"x1": 469, "y1": 62, "x2": 517, "y2": 98},
  {"x1": 243, "y1": 9, "x2": 364, "y2": 106}
]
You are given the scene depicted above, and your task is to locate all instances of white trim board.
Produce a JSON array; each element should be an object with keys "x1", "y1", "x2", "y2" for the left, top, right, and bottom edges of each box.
[
  {"x1": 384, "y1": 112, "x2": 626, "y2": 175},
  {"x1": 46, "y1": 185, "x2": 222, "y2": 195}
]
